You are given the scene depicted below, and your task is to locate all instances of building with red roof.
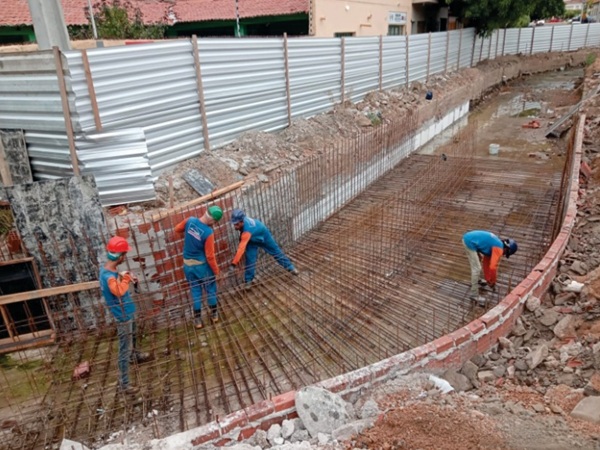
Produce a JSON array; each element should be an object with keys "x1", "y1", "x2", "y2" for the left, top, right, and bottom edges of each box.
[{"x1": 0, "y1": 0, "x2": 310, "y2": 44}]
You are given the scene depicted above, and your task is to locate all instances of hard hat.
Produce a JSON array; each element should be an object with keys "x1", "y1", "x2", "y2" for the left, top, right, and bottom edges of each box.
[
  {"x1": 207, "y1": 205, "x2": 223, "y2": 221},
  {"x1": 106, "y1": 236, "x2": 131, "y2": 260},
  {"x1": 231, "y1": 209, "x2": 246, "y2": 224},
  {"x1": 504, "y1": 238, "x2": 518, "y2": 258}
]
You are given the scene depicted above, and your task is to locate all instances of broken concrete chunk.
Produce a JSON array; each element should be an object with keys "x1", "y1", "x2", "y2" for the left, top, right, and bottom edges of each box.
[
  {"x1": 182, "y1": 169, "x2": 215, "y2": 196},
  {"x1": 60, "y1": 440, "x2": 90, "y2": 450},
  {"x1": 527, "y1": 344, "x2": 549, "y2": 370},
  {"x1": 295, "y1": 386, "x2": 354, "y2": 438},
  {"x1": 553, "y1": 315, "x2": 578, "y2": 339},
  {"x1": 442, "y1": 369, "x2": 473, "y2": 392},
  {"x1": 539, "y1": 309, "x2": 561, "y2": 327},
  {"x1": 525, "y1": 296, "x2": 541, "y2": 312},
  {"x1": 571, "y1": 396, "x2": 600, "y2": 424}
]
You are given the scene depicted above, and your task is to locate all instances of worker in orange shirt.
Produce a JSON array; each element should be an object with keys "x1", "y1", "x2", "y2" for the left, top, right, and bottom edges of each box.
[
  {"x1": 230, "y1": 209, "x2": 299, "y2": 289},
  {"x1": 462, "y1": 230, "x2": 518, "y2": 306},
  {"x1": 175, "y1": 206, "x2": 223, "y2": 328}
]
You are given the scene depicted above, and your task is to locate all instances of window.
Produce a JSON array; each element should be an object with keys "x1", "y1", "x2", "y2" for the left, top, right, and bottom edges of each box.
[
  {"x1": 388, "y1": 25, "x2": 404, "y2": 36},
  {"x1": 334, "y1": 32, "x2": 355, "y2": 38}
]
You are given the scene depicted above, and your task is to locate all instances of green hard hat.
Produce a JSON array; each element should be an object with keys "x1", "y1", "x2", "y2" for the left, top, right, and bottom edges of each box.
[{"x1": 207, "y1": 205, "x2": 223, "y2": 221}]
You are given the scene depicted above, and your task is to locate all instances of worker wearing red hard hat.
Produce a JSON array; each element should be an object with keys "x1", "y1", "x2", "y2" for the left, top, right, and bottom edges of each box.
[
  {"x1": 175, "y1": 205, "x2": 223, "y2": 329},
  {"x1": 462, "y1": 230, "x2": 518, "y2": 306},
  {"x1": 99, "y1": 236, "x2": 149, "y2": 395}
]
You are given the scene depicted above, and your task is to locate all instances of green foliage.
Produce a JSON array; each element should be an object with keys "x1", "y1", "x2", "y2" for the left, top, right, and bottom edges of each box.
[
  {"x1": 446, "y1": 0, "x2": 563, "y2": 35},
  {"x1": 75, "y1": 0, "x2": 165, "y2": 40},
  {"x1": 585, "y1": 54, "x2": 597, "y2": 66}
]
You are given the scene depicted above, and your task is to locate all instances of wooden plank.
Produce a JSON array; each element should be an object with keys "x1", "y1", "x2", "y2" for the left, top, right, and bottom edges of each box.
[
  {"x1": 81, "y1": 49, "x2": 102, "y2": 131},
  {"x1": 192, "y1": 35, "x2": 211, "y2": 152},
  {"x1": 0, "y1": 133, "x2": 13, "y2": 186},
  {"x1": 283, "y1": 33, "x2": 293, "y2": 126},
  {"x1": 151, "y1": 180, "x2": 245, "y2": 221},
  {"x1": 0, "y1": 281, "x2": 99, "y2": 306}
]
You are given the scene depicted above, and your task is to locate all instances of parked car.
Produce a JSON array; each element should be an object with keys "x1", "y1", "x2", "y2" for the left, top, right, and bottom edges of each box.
[{"x1": 570, "y1": 16, "x2": 582, "y2": 24}]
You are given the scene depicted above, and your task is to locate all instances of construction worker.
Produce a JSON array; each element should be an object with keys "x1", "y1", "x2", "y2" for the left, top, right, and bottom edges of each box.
[
  {"x1": 99, "y1": 236, "x2": 149, "y2": 395},
  {"x1": 230, "y1": 209, "x2": 299, "y2": 289},
  {"x1": 175, "y1": 205, "x2": 223, "y2": 329},
  {"x1": 462, "y1": 230, "x2": 518, "y2": 305}
]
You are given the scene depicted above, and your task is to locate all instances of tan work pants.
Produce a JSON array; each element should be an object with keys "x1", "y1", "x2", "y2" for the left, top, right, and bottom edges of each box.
[{"x1": 463, "y1": 240, "x2": 481, "y2": 296}]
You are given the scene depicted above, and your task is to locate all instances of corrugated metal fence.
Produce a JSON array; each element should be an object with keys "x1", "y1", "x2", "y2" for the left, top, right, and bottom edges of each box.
[{"x1": 0, "y1": 24, "x2": 599, "y2": 205}]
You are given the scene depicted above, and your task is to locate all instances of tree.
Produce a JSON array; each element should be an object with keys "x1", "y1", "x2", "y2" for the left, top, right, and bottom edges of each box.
[
  {"x1": 531, "y1": 0, "x2": 565, "y2": 20},
  {"x1": 446, "y1": 0, "x2": 562, "y2": 35},
  {"x1": 81, "y1": 0, "x2": 165, "y2": 40}
]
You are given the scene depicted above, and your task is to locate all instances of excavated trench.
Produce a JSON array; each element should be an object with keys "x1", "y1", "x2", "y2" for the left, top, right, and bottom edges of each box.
[{"x1": 0, "y1": 68, "x2": 583, "y2": 449}]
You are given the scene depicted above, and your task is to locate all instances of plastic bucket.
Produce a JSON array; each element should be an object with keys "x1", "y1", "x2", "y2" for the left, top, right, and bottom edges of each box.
[{"x1": 489, "y1": 143, "x2": 500, "y2": 155}]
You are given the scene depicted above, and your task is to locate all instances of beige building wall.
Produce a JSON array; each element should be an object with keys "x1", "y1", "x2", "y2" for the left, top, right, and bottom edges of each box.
[{"x1": 312, "y1": 0, "x2": 413, "y2": 37}]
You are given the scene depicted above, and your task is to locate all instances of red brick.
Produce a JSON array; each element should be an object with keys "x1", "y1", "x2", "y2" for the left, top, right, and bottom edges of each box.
[
  {"x1": 174, "y1": 269, "x2": 186, "y2": 282},
  {"x1": 238, "y1": 426, "x2": 258, "y2": 441},
  {"x1": 153, "y1": 249, "x2": 167, "y2": 261},
  {"x1": 137, "y1": 223, "x2": 151, "y2": 234},
  {"x1": 72, "y1": 361, "x2": 90, "y2": 380},
  {"x1": 245, "y1": 400, "x2": 274, "y2": 423},
  {"x1": 152, "y1": 220, "x2": 161, "y2": 233},
  {"x1": 432, "y1": 335, "x2": 454, "y2": 354},
  {"x1": 191, "y1": 428, "x2": 220, "y2": 446},
  {"x1": 219, "y1": 410, "x2": 248, "y2": 435},
  {"x1": 115, "y1": 227, "x2": 130, "y2": 239},
  {"x1": 450, "y1": 327, "x2": 471, "y2": 347},
  {"x1": 476, "y1": 333, "x2": 495, "y2": 354},
  {"x1": 580, "y1": 161, "x2": 592, "y2": 178},
  {"x1": 501, "y1": 294, "x2": 521, "y2": 311},
  {"x1": 286, "y1": 411, "x2": 299, "y2": 420},
  {"x1": 480, "y1": 311, "x2": 500, "y2": 328},
  {"x1": 272, "y1": 391, "x2": 295, "y2": 413},
  {"x1": 214, "y1": 438, "x2": 234, "y2": 447},
  {"x1": 466, "y1": 319, "x2": 485, "y2": 336},
  {"x1": 258, "y1": 416, "x2": 284, "y2": 432},
  {"x1": 411, "y1": 342, "x2": 436, "y2": 362}
]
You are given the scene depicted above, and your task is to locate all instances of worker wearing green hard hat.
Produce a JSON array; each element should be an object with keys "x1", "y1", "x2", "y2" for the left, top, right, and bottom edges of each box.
[{"x1": 174, "y1": 205, "x2": 224, "y2": 329}]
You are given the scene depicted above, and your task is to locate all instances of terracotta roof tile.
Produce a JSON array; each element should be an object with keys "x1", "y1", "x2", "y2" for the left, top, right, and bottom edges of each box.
[{"x1": 0, "y1": 0, "x2": 308, "y2": 26}]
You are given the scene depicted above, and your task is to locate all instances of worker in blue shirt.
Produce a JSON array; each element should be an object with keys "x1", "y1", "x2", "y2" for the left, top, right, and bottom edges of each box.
[
  {"x1": 230, "y1": 209, "x2": 299, "y2": 289},
  {"x1": 462, "y1": 230, "x2": 518, "y2": 305}
]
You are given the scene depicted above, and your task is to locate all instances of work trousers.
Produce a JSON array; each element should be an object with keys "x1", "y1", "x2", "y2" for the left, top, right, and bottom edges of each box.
[
  {"x1": 463, "y1": 240, "x2": 482, "y2": 296},
  {"x1": 184, "y1": 263, "x2": 217, "y2": 312},
  {"x1": 116, "y1": 320, "x2": 136, "y2": 388},
  {"x1": 244, "y1": 233, "x2": 294, "y2": 283}
]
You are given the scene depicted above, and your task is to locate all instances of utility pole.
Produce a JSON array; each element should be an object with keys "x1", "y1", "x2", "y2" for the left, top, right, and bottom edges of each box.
[
  {"x1": 235, "y1": 0, "x2": 241, "y2": 37},
  {"x1": 27, "y1": 0, "x2": 71, "y2": 50}
]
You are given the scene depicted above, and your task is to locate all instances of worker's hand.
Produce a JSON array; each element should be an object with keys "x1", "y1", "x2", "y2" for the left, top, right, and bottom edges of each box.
[{"x1": 119, "y1": 271, "x2": 138, "y2": 282}]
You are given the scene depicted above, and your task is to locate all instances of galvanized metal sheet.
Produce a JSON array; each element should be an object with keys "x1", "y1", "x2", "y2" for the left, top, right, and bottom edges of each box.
[
  {"x1": 0, "y1": 51, "x2": 68, "y2": 132},
  {"x1": 459, "y1": 29, "x2": 475, "y2": 68},
  {"x1": 77, "y1": 128, "x2": 154, "y2": 206},
  {"x1": 570, "y1": 24, "x2": 589, "y2": 50},
  {"x1": 382, "y1": 36, "x2": 407, "y2": 90},
  {"x1": 25, "y1": 130, "x2": 72, "y2": 178},
  {"x1": 531, "y1": 26, "x2": 552, "y2": 54},
  {"x1": 345, "y1": 37, "x2": 381, "y2": 103},
  {"x1": 588, "y1": 24, "x2": 600, "y2": 48},
  {"x1": 408, "y1": 34, "x2": 429, "y2": 83},
  {"x1": 503, "y1": 28, "x2": 520, "y2": 55},
  {"x1": 199, "y1": 38, "x2": 289, "y2": 148},
  {"x1": 288, "y1": 38, "x2": 342, "y2": 119},
  {"x1": 446, "y1": 30, "x2": 461, "y2": 72},
  {"x1": 429, "y1": 33, "x2": 448, "y2": 75},
  {"x1": 550, "y1": 25, "x2": 573, "y2": 52}
]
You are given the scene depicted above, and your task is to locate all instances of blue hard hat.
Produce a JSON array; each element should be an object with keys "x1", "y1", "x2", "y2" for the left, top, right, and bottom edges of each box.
[
  {"x1": 504, "y1": 238, "x2": 518, "y2": 258},
  {"x1": 231, "y1": 209, "x2": 246, "y2": 224}
]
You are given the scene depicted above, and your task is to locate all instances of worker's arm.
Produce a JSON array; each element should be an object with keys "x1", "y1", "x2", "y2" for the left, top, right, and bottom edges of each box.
[
  {"x1": 174, "y1": 218, "x2": 189, "y2": 234},
  {"x1": 107, "y1": 273, "x2": 133, "y2": 298},
  {"x1": 482, "y1": 247, "x2": 504, "y2": 286},
  {"x1": 204, "y1": 234, "x2": 220, "y2": 276},
  {"x1": 232, "y1": 232, "x2": 252, "y2": 266}
]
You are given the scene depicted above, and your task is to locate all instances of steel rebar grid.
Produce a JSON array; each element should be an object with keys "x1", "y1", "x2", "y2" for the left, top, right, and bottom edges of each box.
[{"x1": 0, "y1": 118, "x2": 565, "y2": 450}]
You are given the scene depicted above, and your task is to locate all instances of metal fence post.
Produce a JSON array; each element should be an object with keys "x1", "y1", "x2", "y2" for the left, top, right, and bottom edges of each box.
[
  {"x1": 406, "y1": 34, "x2": 410, "y2": 87},
  {"x1": 568, "y1": 23, "x2": 574, "y2": 51},
  {"x1": 470, "y1": 32, "x2": 476, "y2": 66},
  {"x1": 516, "y1": 27, "x2": 522, "y2": 54},
  {"x1": 494, "y1": 30, "x2": 500, "y2": 59},
  {"x1": 585, "y1": 23, "x2": 591, "y2": 48},
  {"x1": 549, "y1": 25, "x2": 555, "y2": 52},
  {"x1": 191, "y1": 35, "x2": 211, "y2": 152},
  {"x1": 531, "y1": 26, "x2": 536, "y2": 55},
  {"x1": 283, "y1": 33, "x2": 293, "y2": 126},
  {"x1": 379, "y1": 35, "x2": 383, "y2": 91},
  {"x1": 426, "y1": 32, "x2": 432, "y2": 82},
  {"x1": 457, "y1": 28, "x2": 463, "y2": 69},
  {"x1": 341, "y1": 37, "x2": 346, "y2": 103},
  {"x1": 444, "y1": 31, "x2": 450, "y2": 73},
  {"x1": 53, "y1": 46, "x2": 80, "y2": 176},
  {"x1": 502, "y1": 28, "x2": 507, "y2": 56}
]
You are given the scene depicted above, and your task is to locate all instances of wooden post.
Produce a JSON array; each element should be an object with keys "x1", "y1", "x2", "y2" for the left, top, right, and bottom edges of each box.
[
  {"x1": 341, "y1": 37, "x2": 346, "y2": 103},
  {"x1": 444, "y1": 31, "x2": 450, "y2": 73},
  {"x1": 487, "y1": 32, "x2": 492, "y2": 59},
  {"x1": 457, "y1": 28, "x2": 463, "y2": 69},
  {"x1": 81, "y1": 49, "x2": 102, "y2": 131},
  {"x1": 585, "y1": 23, "x2": 590, "y2": 48},
  {"x1": 405, "y1": 34, "x2": 410, "y2": 87},
  {"x1": 283, "y1": 33, "x2": 292, "y2": 126},
  {"x1": 0, "y1": 135, "x2": 13, "y2": 186},
  {"x1": 478, "y1": 35, "x2": 484, "y2": 62},
  {"x1": 426, "y1": 32, "x2": 432, "y2": 83},
  {"x1": 470, "y1": 32, "x2": 476, "y2": 66},
  {"x1": 568, "y1": 23, "x2": 574, "y2": 51},
  {"x1": 549, "y1": 25, "x2": 555, "y2": 52},
  {"x1": 530, "y1": 26, "x2": 536, "y2": 55},
  {"x1": 516, "y1": 27, "x2": 522, "y2": 54},
  {"x1": 191, "y1": 35, "x2": 211, "y2": 151},
  {"x1": 53, "y1": 47, "x2": 80, "y2": 176},
  {"x1": 168, "y1": 175, "x2": 174, "y2": 209},
  {"x1": 502, "y1": 28, "x2": 507, "y2": 56},
  {"x1": 494, "y1": 29, "x2": 500, "y2": 59},
  {"x1": 378, "y1": 35, "x2": 383, "y2": 91}
]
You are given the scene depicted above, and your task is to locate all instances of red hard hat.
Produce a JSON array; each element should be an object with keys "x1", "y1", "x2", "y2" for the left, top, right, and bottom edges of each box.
[{"x1": 106, "y1": 236, "x2": 131, "y2": 253}]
